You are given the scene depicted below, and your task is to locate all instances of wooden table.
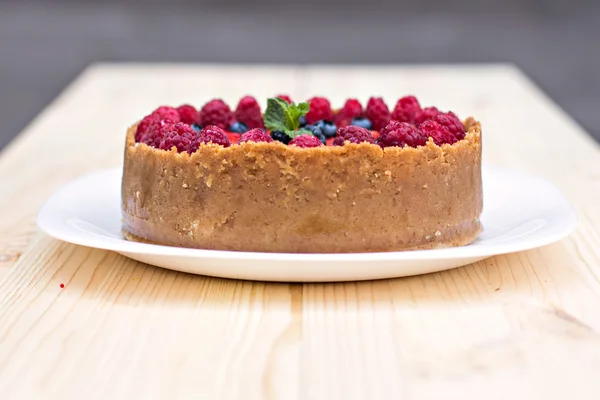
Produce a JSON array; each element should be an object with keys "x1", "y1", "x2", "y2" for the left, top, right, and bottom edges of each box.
[{"x1": 0, "y1": 63, "x2": 599, "y2": 399}]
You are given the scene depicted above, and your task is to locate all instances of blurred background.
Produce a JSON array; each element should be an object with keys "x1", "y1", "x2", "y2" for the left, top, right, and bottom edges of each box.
[{"x1": 1, "y1": 0, "x2": 599, "y2": 150}]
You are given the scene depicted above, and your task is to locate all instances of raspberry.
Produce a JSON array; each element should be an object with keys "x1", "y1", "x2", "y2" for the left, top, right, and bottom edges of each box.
[
  {"x1": 433, "y1": 112, "x2": 465, "y2": 140},
  {"x1": 158, "y1": 123, "x2": 197, "y2": 152},
  {"x1": 365, "y1": 97, "x2": 391, "y2": 131},
  {"x1": 276, "y1": 95, "x2": 292, "y2": 104},
  {"x1": 139, "y1": 118, "x2": 174, "y2": 148},
  {"x1": 333, "y1": 125, "x2": 375, "y2": 146},
  {"x1": 414, "y1": 107, "x2": 440, "y2": 124},
  {"x1": 391, "y1": 96, "x2": 421, "y2": 123},
  {"x1": 189, "y1": 125, "x2": 231, "y2": 153},
  {"x1": 135, "y1": 113, "x2": 161, "y2": 142},
  {"x1": 152, "y1": 106, "x2": 181, "y2": 123},
  {"x1": 199, "y1": 99, "x2": 233, "y2": 130},
  {"x1": 238, "y1": 128, "x2": 273, "y2": 144},
  {"x1": 305, "y1": 97, "x2": 334, "y2": 124},
  {"x1": 335, "y1": 98, "x2": 363, "y2": 127},
  {"x1": 377, "y1": 121, "x2": 427, "y2": 148},
  {"x1": 234, "y1": 96, "x2": 264, "y2": 129},
  {"x1": 289, "y1": 134, "x2": 323, "y2": 148},
  {"x1": 177, "y1": 104, "x2": 199, "y2": 125},
  {"x1": 418, "y1": 120, "x2": 456, "y2": 146}
]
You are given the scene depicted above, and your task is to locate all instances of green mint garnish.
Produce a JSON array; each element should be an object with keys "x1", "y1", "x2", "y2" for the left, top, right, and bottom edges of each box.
[
  {"x1": 285, "y1": 128, "x2": 312, "y2": 139},
  {"x1": 264, "y1": 98, "x2": 310, "y2": 138},
  {"x1": 263, "y1": 98, "x2": 288, "y2": 132}
]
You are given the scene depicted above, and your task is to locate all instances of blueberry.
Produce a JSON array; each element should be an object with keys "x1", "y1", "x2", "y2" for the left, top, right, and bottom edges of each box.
[
  {"x1": 304, "y1": 124, "x2": 322, "y2": 137},
  {"x1": 315, "y1": 120, "x2": 337, "y2": 138},
  {"x1": 191, "y1": 123, "x2": 202, "y2": 132},
  {"x1": 304, "y1": 125, "x2": 326, "y2": 144},
  {"x1": 271, "y1": 130, "x2": 291, "y2": 144},
  {"x1": 315, "y1": 131, "x2": 327, "y2": 144},
  {"x1": 299, "y1": 116, "x2": 307, "y2": 127},
  {"x1": 350, "y1": 117, "x2": 372, "y2": 130},
  {"x1": 229, "y1": 121, "x2": 248, "y2": 133}
]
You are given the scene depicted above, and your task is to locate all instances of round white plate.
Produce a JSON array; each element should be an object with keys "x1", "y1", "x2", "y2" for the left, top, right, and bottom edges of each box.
[{"x1": 36, "y1": 165, "x2": 577, "y2": 282}]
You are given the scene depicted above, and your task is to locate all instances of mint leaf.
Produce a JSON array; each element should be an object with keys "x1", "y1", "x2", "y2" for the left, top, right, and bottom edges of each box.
[
  {"x1": 282, "y1": 107, "x2": 296, "y2": 131},
  {"x1": 263, "y1": 98, "x2": 310, "y2": 133},
  {"x1": 263, "y1": 98, "x2": 288, "y2": 132},
  {"x1": 287, "y1": 102, "x2": 310, "y2": 130},
  {"x1": 285, "y1": 128, "x2": 312, "y2": 139},
  {"x1": 296, "y1": 102, "x2": 309, "y2": 116}
]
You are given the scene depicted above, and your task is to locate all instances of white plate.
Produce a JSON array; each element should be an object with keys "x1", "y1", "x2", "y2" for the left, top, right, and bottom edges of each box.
[{"x1": 36, "y1": 166, "x2": 577, "y2": 282}]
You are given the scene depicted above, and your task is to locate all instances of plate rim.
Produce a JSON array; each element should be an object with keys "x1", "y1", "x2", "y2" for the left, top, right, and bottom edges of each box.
[{"x1": 36, "y1": 165, "x2": 578, "y2": 262}]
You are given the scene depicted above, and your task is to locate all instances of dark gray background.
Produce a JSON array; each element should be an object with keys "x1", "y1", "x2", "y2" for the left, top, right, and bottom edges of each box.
[{"x1": 1, "y1": 0, "x2": 599, "y2": 150}]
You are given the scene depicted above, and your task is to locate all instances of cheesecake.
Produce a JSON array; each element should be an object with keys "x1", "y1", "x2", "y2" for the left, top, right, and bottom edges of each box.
[{"x1": 121, "y1": 95, "x2": 483, "y2": 253}]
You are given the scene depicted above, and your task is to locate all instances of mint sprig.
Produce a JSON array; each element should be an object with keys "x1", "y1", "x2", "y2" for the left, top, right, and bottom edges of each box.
[{"x1": 264, "y1": 98, "x2": 310, "y2": 139}]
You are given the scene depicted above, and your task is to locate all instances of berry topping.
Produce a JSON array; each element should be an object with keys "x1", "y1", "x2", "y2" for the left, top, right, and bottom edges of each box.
[
  {"x1": 335, "y1": 98, "x2": 363, "y2": 127},
  {"x1": 350, "y1": 117, "x2": 373, "y2": 130},
  {"x1": 433, "y1": 112, "x2": 465, "y2": 140},
  {"x1": 289, "y1": 134, "x2": 323, "y2": 148},
  {"x1": 199, "y1": 99, "x2": 233, "y2": 130},
  {"x1": 414, "y1": 107, "x2": 440, "y2": 124},
  {"x1": 377, "y1": 121, "x2": 427, "y2": 148},
  {"x1": 176, "y1": 104, "x2": 199, "y2": 125},
  {"x1": 306, "y1": 97, "x2": 334, "y2": 124},
  {"x1": 229, "y1": 121, "x2": 248, "y2": 133},
  {"x1": 138, "y1": 118, "x2": 174, "y2": 147},
  {"x1": 304, "y1": 125, "x2": 327, "y2": 144},
  {"x1": 158, "y1": 123, "x2": 197, "y2": 152},
  {"x1": 419, "y1": 120, "x2": 456, "y2": 146},
  {"x1": 365, "y1": 97, "x2": 391, "y2": 131},
  {"x1": 315, "y1": 120, "x2": 338, "y2": 138},
  {"x1": 238, "y1": 128, "x2": 273, "y2": 144},
  {"x1": 189, "y1": 125, "x2": 231, "y2": 152},
  {"x1": 271, "y1": 130, "x2": 291, "y2": 144},
  {"x1": 191, "y1": 123, "x2": 202, "y2": 132},
  {"x1": 152, "y1": 106, "x2": 181, "y2": 123},
  {"x1": 135, "y1": 113, "x2": 161, "y2": 142},
  {"x1": 276, "y1": 95, "x2": 292, "y2": 104},
  {"x1": 234, "y1": 96, "x2": 264, "y2": 129},
  {"x1": 333, "y1": 125, "x2": 375, "y2": 146},
  {"x1": 298, "y1": 116, "x2": 308, "y2": 127},
  {"x1": 391, "y1": 96, "x2": 421, "y2": 123}
]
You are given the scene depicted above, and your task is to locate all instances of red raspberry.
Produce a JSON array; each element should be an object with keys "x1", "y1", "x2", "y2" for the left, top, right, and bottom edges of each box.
[
  {"x1": 433, "y1": 112, "x2": 465, "y2": 140},
  {"x1": 414, "y1": 107, "x2": 440, "y2": 124},
  {"x1": 158, "y1": 123, "x2": 197, "y2": 152},
  {"x1": 335, "y1": 98, "x2": 363, "y2": 127},
  {"x1": 189, "y1": 125, "x2": 231, "y2": 153},
  {"x1": 152, "y1": 106, "x2": 181, "y2": 123},
  {"x1": 177, "y1": 104, "x2": 199, "y2": 125},
  {"x1": 365, "y1": 97, "x2": 391, "y2": 131},
  {"x1": 305, "y1": 97, "x2": 334, "y2": 124},
  {"x1": 276, "y1": 95, "x2": 292, "y2": 104},
  {"x1": 238, "y1": 128, "x2": 273, "y2": 144},
  {"x1": 289, "y1": 134, "x2": 323, "y2": 148},
  {"x1": 391, "y1": 96, "x2": 421, "y2": 123},
  {"x1": 139, "y1": 118, "x2": 174, "y2": 147},
  {"x1": 377, "y1": 121, "x2": 427, "y2": 148},
  {"x1": 199, "y1": 99, "x2": 233, "y2": 130},
  {"x1": 333, "y1": 125, "x2": 375, "y2": 146},
  {"x1": 234, "y1": 96, "x2": 264, "y2": 129},
  {"x1": 419, "y1": 120, "x2": 456, "y2": 146},
  {"x1": 135, "y1": 113, "x2": 161, "y2": 142}
]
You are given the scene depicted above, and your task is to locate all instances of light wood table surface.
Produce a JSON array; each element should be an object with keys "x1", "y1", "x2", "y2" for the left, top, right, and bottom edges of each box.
[{"x1": 0, "y1": 63, "x2": 599, "y2": 399}]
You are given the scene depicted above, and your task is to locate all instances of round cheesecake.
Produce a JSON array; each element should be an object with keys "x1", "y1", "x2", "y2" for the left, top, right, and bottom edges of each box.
[{"x1": 121, "y1": 101, "x2": 482, "y2": 253}]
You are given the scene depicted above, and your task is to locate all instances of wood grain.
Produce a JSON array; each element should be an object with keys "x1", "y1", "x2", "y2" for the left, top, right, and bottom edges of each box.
[{"x1": 0, "y1": 63, "x2": 599, "y2": 399}]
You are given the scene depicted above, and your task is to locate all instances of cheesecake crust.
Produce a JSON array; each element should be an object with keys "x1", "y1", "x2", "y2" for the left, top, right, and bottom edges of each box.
[{"x1": 121, "y1": 119, "x2": 482, "y2": 253}]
